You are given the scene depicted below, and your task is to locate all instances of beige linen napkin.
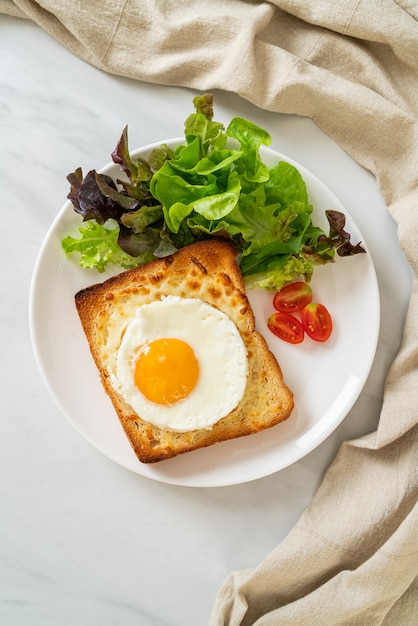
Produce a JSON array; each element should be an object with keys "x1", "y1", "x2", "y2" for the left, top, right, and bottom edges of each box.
[{"x1": 3, "y1": 1, "x2": 417, "y2": 623}]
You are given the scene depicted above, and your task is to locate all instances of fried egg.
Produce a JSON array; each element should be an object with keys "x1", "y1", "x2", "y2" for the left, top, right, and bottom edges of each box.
[{"x1": 115, "y1": 295, "x2": 248, "y2": 432}]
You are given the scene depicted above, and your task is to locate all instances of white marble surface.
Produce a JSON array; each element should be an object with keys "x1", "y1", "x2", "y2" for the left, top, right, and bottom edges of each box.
[{"x1": 0, "y1": 14, "x2": 413, "y2": 626}]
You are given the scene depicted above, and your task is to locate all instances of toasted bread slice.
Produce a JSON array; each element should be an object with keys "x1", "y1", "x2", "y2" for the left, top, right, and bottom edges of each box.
[{"x1": 74, "y1": 239, "x2": 294, "y2": 463}]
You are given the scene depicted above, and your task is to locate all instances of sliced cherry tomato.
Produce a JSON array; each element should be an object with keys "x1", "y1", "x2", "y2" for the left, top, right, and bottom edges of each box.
[
  {"x1": 301, "y1": 303, "x2": 333, "y2": 342},
  {"x1": 273, "y1": 282, "x2": 312, "y2": 313},
  {"x1": 267, "y1": 311, "x2": 305, "y2": 344}
]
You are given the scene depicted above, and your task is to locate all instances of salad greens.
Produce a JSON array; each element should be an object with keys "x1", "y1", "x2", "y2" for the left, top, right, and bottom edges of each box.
[{"x1": 62, "y1": 94, "x2": 365, "y2": 289}]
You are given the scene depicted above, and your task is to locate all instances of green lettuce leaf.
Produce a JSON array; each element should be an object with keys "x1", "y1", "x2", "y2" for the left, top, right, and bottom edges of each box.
[
  {"x1": 226, "y1": 116, "x2": 271, "y2": 183},
  {"x1": 62, "y1": 93, "x2": 365, "y2": 282},
  {"x1": 264, "y1": 161, "x2": 312, "y2": 211},
  {"x1": 184, "y1": 94, "x2": 226, "y2": 155},
  {"x1": 61, "y1": 219, "x2": 149, "y2": 272},
  {"x1": 244, "y1": 255, "x2": 315, "y2": 291}
]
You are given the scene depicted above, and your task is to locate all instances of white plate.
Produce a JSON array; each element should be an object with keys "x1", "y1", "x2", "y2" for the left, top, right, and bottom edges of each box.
[{"x1": 29, "y1": 139, "x2": 380, "y2": 487}]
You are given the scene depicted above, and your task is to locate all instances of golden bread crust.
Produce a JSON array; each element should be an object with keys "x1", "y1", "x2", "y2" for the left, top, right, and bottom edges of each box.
[{"x1": 74, "y1": 239, "x2": 294, "y2": 463}]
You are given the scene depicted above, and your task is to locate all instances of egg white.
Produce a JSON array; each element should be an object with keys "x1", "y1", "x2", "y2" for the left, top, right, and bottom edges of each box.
[{"x1": 114, "y1": 295, "x2": 248, "y2": 432}]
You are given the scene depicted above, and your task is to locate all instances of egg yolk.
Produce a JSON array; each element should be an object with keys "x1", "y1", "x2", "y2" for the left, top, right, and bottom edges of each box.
[{"x1": 134, "y1": 338, "x2": 200, "y2": 405}]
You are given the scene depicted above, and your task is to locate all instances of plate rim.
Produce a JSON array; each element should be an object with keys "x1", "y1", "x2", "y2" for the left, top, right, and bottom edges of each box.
[{"x1": 29, "y1": 138, "x2": 380, "y2": 487}]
